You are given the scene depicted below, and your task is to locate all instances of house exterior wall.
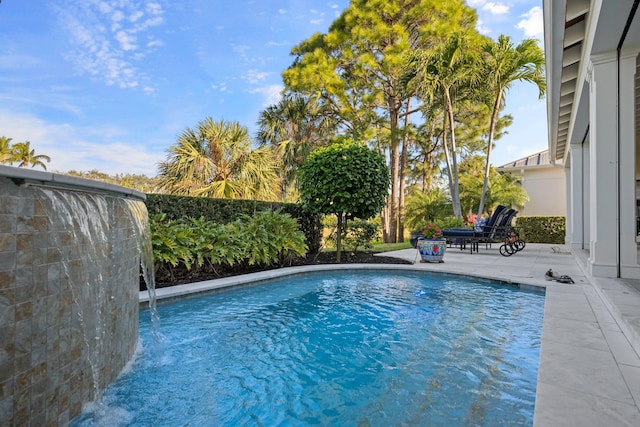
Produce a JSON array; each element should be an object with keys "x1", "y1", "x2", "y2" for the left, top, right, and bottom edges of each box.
[
  {"x1": 518, "y1": 167, "x2": 566, "y2": 217},
  {"x1": 544, "y1": 0, "x2": 640, "y2": 279}
]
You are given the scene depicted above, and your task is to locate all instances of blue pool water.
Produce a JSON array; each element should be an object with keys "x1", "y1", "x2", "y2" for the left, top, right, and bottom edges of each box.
[{"x1": 72, "y1": 271, "x2": 545, "y2": 426}]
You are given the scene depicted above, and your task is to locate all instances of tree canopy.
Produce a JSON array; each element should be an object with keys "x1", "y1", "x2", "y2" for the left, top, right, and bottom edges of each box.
[
  {"x1": 0, "y1": 136, "x2": 51, "y2": 170},
  {"x1": 476, "y1": 35, "x2": 545, "y2": 218},
  {"x1": 256, "y1": 93, "x2": 338, "y2": 200},
  {"x1": 283, "y1": 0, "x2": 478, "y2": 242},
  {"x1": 298, "y1": 138, "x2": 389, "y2": 260},
  {"x1": 157, "y1": 118, "x2": 281, "y2": 201}
]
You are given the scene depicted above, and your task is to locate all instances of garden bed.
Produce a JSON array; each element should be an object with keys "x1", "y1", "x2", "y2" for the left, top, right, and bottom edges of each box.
[{"x1": 146, "y1": 251, "x2": 413, "y2": 290}]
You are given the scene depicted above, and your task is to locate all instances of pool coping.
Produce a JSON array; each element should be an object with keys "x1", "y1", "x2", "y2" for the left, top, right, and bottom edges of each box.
[
  {"x1": 139, "y1": 263, "x2": 546, "y2": 304},
  {"x1": 138, "y1": 244, "x2": 640, "y2": 426},
  {"x1": 0, "y1": 164, "x2": 146, "y2": 199}
]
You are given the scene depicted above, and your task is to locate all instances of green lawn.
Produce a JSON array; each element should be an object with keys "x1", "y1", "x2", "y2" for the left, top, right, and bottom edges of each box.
[
  {"x1": 371, "y1": 241, "x2": 413, "y2": 252},
  {"x1": 320, "y1": 240, "x2": 413, "y2": 253}
]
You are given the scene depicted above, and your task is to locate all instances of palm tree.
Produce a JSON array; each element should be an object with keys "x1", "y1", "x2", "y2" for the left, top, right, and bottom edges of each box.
[
  {"x1": 491, "y1": 172, "x2": 529, "y2": 211},
  {"x1": 0, "y1": 136, "x2": 15, "y2": 164},
  {"x1": 157, "y1": 118, "x2": 281, "y2": 201},
  {"x1": 406, "y1": 32, "x2": 482, "y2": 219},
  {"x1": 404, "y1": 186, "x2": 452, "y2": 231},
  {"x1": 476, "y1": 35, "x2": 545, "y2": 218},
  {"x1": 257, "y1": 93, "x2": 337, "y2": 199},
  {"x1": 458, "y1": 154, "x2": 528, "y2": 215},
  {"x1": 11, "y1": 141, "x2": 51, "y2": 170}
]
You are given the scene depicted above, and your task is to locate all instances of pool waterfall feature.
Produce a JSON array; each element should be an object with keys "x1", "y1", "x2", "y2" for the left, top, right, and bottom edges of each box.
[{"x1": 0, "y1": 166, "x2": 155, "y2": 426}]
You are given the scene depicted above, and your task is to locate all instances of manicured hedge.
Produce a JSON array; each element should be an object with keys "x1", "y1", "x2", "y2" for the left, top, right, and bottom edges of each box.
[
  {"x1": 517, "y1": 216, "x2": 566, "y2": 244},
  {"x1": 145, "y1": 194, "x2": 322, "y2": 253}
]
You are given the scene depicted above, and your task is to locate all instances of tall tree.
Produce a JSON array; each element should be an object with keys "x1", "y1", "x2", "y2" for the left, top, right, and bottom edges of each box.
[
  {"x1": 476, "y1": 35, "x2": 545, "y2": 218},
  {"x1": 256, "y1": 93, "x2": 338, "y2": 200},
  {"x1": 283, "y1": 0, "x2": 477, "y2": 243},
  {"x1": 405, "y1": 31, "x2": 483, "y2": 218},
  {"x1": 11, "y1": 141, "x2": 51, "y2": 170},
  {"x1": 157, "y1": 118, "x2": 281, "y2": 201}
]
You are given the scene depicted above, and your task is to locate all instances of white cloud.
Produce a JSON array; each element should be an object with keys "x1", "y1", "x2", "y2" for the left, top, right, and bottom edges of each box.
[
  {"x1": 211, "y1": 82, "x2": 228, "y2": 92},
  {"x1": 516, "y1": 6, "x2": 544, "y2": 40},
  {"x1": 111, "y1": 10, "x2": 125, "y2": 31},
  {"x1": 249, "y1": 84, "x2": 283, "y2": 107},
  {"x1": 147, "y1": 39, "x2": 164, "y2": 48},
  {"x1": 476, "y1": 19, "x2": 491, "y2": 35},
  {"x1": 266, "y1": 41, "x2": 289, "y2": 47},
  {"x1": 96, "y1": 1, "x2": 113, "y2": 14},
  {"x1": 467, "y1": 0, "x2": 486, "y2": 7},
  {"x1": 309, "y1": 8, "x2": 325, "y2": 23},
  {"x1": 232, "y1": 43, "x2": 250, "y2": 60},
  {"x1": 115, "y1": 30, "x2": 137, "y2": 51},
  {"x1": 278, "y1": 9, "x2": 286, "y2": 14},
  {"x1": 146, "y1": 3, "x2": 163, "y2": 15},
  {"x1": 243, "y1": 69, "x2": 272, "y2": 84},
  {"x1": 0, "y1": 109, "x2": 163, "y2": 175},
  {"x1": 129, "y1": 10, "x2": 144, "y2": 23},
  {"x1": 55, "y1": 0, "x2": 165, "y2": 90},
  {"x1": 483, "y1": 2, "x2": 509, "y2": 15}
]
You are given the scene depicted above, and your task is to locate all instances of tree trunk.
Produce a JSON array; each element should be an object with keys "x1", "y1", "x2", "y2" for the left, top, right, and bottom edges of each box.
[
  {"x1": 422, "y1": 150, "x2": 431, "y2": 192},
  {"x1": 441, "y1": 107, "x2": 455, "y2": 206},
  {"x1": 380, "y1": 200, "x2": 391, "y2": 242},
  {"x1": 444, "y1": 87, "x2": 462, "y2": 218},
  {"x1": 384, "y1": 98, "x2": 401, "y2": 243},
  {"x1": 378, "y1": 145, "x2": 391, "y2": 243},
  {"x1": 387, "y1": 144, "x2": 399, "y2": 243},
  {"x1": 477, "y1": 91, "x2": 503, "y2": 218},
  {"x1": 398, "y1": 99, "x2": 412, "y2": 243},
  {"x1": 336, "y1": 213, "x2": 344, "y2": 263}
]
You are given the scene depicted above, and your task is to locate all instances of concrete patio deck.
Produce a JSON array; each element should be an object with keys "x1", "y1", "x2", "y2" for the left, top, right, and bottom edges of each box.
[{"x1": 141, "y1": 243, "x2": 640, "y2": 426}]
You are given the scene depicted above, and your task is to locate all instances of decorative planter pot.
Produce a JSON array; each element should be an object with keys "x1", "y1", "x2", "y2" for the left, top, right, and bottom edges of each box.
[
  {"x1": 417, "y1": 238, "x2": 447, "y2": 263},
  {"x1": 409, "y1": 232, "x2": 423, "y2": 248}
]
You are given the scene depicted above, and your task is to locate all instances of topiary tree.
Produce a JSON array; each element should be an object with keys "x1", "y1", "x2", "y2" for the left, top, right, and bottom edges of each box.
[{"x1": 298, "y1": 138, "x2": 390, "y2": 262}]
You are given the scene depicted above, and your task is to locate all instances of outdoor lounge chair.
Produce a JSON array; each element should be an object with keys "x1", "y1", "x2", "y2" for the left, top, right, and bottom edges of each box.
[
  {"x1": 442, "y1": 206, "x2": 524, "y2": 256},
  {"x1": 442, "y1": 205, "x2": 506, "y2": 249}
]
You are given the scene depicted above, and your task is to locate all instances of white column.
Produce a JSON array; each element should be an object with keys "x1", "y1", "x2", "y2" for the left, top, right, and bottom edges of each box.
[
  {"x1": 587, "y1": 55, "x2": 618, "y2": 277},
  {"x1": 583, "y1": 138, "x2": 591, "y2": 245},
  {"x1": 567, "y1": 142, "x2": 584, "y2": 250},
  {"x1": 564, "y1": 163, "x2": 572, "y2": 245},
  {"x1": 618, "y1": 50, "x2": 640, "y2": 278}
]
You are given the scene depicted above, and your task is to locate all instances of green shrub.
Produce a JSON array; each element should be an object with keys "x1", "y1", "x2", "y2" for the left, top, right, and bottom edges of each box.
[
  {"x1": 228, "y1": 210, "x2": 308, "y2": 266},
  {"x1": 145, "y1": 193, "x2": 321, "y2": 253},
  {"x1": 517, "y1": 216, "x2": 565, "y2": 244},
  {"x1": 149, "y1": 211, "x2": 308, "y2": 282},
  {"x1": 326, "y1": 220, "x2": 380, "y2": 252},
  {"x1": 149, "y1": 214, "x2": 196, "y2": 270}
]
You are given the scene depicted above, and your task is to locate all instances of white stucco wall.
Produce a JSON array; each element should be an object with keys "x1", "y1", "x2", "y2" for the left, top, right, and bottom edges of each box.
[
  {"x1": 501, "y1": 166, "x2": 566, "y2": 217},
  {"x1": 520, "y1": 167, "x2": 567, "y2": 217}
]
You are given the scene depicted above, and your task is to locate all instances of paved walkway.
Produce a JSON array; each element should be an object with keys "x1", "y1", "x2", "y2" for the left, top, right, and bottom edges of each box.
[{"x1": 141, "y1": 243, "x2": 640, "y2": 426}]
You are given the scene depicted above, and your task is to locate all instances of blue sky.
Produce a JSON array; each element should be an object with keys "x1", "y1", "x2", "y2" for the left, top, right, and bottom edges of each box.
[{"x1": 0, "y1": 0, "x2": 545, "y2": 176}]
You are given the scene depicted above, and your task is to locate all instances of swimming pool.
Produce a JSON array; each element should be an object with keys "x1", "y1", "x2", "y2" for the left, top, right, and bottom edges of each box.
[{"x1": 71, "y1": 270, "x2": 545, "y2": 426}]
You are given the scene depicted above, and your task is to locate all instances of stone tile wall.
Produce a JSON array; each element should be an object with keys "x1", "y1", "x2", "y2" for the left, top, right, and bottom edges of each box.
[{"x1": 0, "y1": 177, "x2": 141, "y2": 426}]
